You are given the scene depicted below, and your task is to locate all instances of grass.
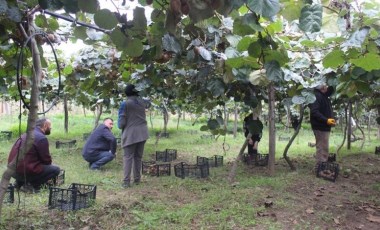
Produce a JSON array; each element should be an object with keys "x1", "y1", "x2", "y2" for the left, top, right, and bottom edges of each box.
[{"x1": 0, "y1": 112, "x2": 379, "y2": 229}]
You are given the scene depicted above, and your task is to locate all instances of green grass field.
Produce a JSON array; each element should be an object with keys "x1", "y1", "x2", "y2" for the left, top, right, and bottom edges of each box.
[{"x1": 0, "y1": 113, "x2": 379, "y2": 229}]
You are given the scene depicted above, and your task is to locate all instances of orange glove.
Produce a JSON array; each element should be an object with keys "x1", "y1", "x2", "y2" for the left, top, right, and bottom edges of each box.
[{"x1": 327, "y1": 118, "x2": 336, "y2": 126}]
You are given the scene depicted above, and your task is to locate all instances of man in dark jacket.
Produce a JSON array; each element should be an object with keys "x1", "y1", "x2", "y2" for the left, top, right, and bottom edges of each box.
[
  {"x1": 8, "y1": 118, "x2": 60, "y2": 192},
  {"x1": 82, "y1": 117, "x2": 117, "y2": 170},
  {"x1": 309, "y1": 84, "x2": 335, "y2": 167}
]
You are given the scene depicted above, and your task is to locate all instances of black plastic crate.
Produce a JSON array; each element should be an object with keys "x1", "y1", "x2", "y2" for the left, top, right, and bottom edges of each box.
[
  {"x1": 328, "y1": 153, "x2": 336, "y2": 162},
  {"x1": 174, "y1": 162, "x2": 209, "y2": 179},
  {"x1": 0, "y1": 131, "x2": 12, "y2": 141},
  {"x1": 56, "y1": 140, "x2": 77, "y2": 149},
  {"x1": 200, "y1": 134, "x2": 214, "y2": 140},
  {"x1": 278, "y1": 136, "x2": 290, "y2": 141},
  {"x1": 48, "y1": 183, "x2": 96, "y2": 211},
  {"x1": 4, "y1": 184, "x2": 14, "y2": 204},
  {"x1": 375, "y1": 146, "x2": 380, "y2": 155},
  {"x1": 196, "y1": 155, "x2": 223, "y2": 167},
  {"x1": 156, "y1": 132, "x2": 169, "y2": 138},
  {"x1": 242, "y1": 153, "x2": 268, "y2": 166},
  {"x1": 316, "y1": 162, "x2": 339, "y2": 182},
  {"x1": 46, "y1": 170, "x2": 65, "y2": 187},
  {"x1": 155, "y1": 149, "x2": 177, "y2": 162},
  {"x1": 142, "y1": 161, "x2": 171, "y2": 177}
]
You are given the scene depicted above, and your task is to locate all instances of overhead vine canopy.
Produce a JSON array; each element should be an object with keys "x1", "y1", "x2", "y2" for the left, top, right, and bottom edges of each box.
[{"x1": 0, "y1": 0, "x2": 379, "y2": 128}]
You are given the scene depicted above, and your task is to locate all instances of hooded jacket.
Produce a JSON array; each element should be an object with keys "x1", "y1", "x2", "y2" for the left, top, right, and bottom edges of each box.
[{"x1": 309, "y1": 86, "x2": 334, "y2": 131}]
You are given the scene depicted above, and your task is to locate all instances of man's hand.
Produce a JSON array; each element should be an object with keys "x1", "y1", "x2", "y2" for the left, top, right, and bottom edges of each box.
[{"x1": 327, "y1": 118, "x2": 336, "y2": 126}]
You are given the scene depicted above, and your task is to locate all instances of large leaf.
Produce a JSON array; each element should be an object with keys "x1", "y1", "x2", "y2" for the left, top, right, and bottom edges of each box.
[
  {"x1": 207, "y1": 119, "x2": 220, "y2": 130},
  {"x1": 78, "y1": 0, "x2": 98, "y2": 14},
  {"x1": 94, "y1": 9, "x2": 118, "y2": 30},
  {"x1": 226, "y1": 56, "x2": 261, "y2": 69},
  {"x1": 265, "y1": 61, "x2": 283, "y2": 82},
  {"x1": 299, "y1": 4, "x2": 322, "y2": 33},
  {"x1": 110, "y1": 28, "x2": 128, "y2": 49},
  {"x1": 323, "y1": 49, "x2": 345, "y2": 68},
  {"x1": 125, "y1": 38, "x2": 143, "y2": 57},
  {"x1": 73, "y1": 26, "x2": 88, "y2": 40},
  {"x1": 162, "y1": 34, "x2": 182, "y2": 54},
  {"x1": 207, "y1": 79, "x2": 225, "y2": 97},
  {"x1": 355, "y1": 81, "x2": 372, "y2": 94},
  {"x1": 342, "y1": 27, "x2": 370, "y2": 48},
  {"x1": 247, "y1": 0, "x2": 280, "y2": 19},
  {"x1": 351, "y1": 53, "x2": 380, "y2": 71}
]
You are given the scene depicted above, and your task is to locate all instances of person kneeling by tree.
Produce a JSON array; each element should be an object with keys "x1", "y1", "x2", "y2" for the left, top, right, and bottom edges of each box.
[
  {"x1": 8, "y1": 118, "x2": 60, "y2": 193},
  {"x1": 243, "y1": 107, "x2": 263, "y2": 164},
  {"x1": 82, "y1": 117, "x2": 117, "y2": 170}
]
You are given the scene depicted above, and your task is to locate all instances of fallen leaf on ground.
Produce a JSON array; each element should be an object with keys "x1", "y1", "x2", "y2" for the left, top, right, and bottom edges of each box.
[
  {"x1": 366, "y1": 214, "x2": 380, "y2": 223},
  {"x1": 306, "y1": 208, "x2": 314, "y2": 214},
  {"x1": 333, "y1": 218, "x2": 340, "y2": 224}
]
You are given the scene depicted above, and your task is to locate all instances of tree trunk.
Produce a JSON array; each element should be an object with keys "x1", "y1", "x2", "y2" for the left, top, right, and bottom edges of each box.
[
  {"x1": 283, "y1": 105, "x2": 305, "y2": 171},
  {"x1": 268, "y1": 83, "x2": 276, "y2": 175},
  {"x1": 64, "y1": 94, "x2": 68, "y2": 133},
  {"x1": 177, "y1": 109, "x2": 181, "y2": 130},
  {"x1": 347, "y1": 101, "x2": 352, "y2": 150},
  {"x1": 94, "y1": 104, "x2": 103, "y2": 130},
  {"x1": 0, "y1": 24, "x2": 41, "y2": 219},
  {"x1": 233, "y1": 102, "x2": 238, "y2": 138},
  {"x1": 228, "y1": 134, "x2": 250, "y2": 184},
  {"x1": 162, "y1": 105, "x2": 169, "y2": 133},
  {"x1": 337, "y1": 103, "x2": 348, "y2": 154}
]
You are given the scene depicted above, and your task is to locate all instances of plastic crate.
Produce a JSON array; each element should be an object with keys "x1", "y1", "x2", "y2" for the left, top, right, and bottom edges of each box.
[
  {"x1": 46, "y1": 170, "x2": 65, "y2": 187},
  {"x1": 278, "y1": 136, "x2": 290, "y2": 141},
  {"x1": 242, "y1": 153, "x2": 268, "y2": 166},
  {"x1": 155, "y1": 149, "x2": 177, "y2": 162},
  {"x1": 0, "y1": 131, "x2": 12, "y2": 141},
  {"x1": 48, "y1": 183, "x2": 96, "y2": 211},
  {"x1": 375, "y1": 146, "x2": 380, "y2": 155},
  {"x1": 156, "y1": 132, "x2": 169, "y2": 138},
  {"x1": 56, "y1": 140, "x2": 77, "y2": 149},
  {"x1": 174, "y1": 162, "x2": 209, "y2": 179},
  {"x1": 328, "y1": 153, "x2": 336, "y2": 162},
  {"x1": 200, "y1": 134, "x2": 214, "y2": 140},
  {"x1": 142, "y1": 161, "x2": 171, "y2": 177},
  {"x1": 4, "y1": 184, "x2": 14, "y2": 204},
  {"x1": 196, "y1": 155, "x2": 223, "y2": 167},
  {"x1": 316, "y1": 162, "x2": 339, "y2": 182}
]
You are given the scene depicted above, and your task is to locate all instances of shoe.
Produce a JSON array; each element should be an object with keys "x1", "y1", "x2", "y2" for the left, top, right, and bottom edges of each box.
[
  {"x1": 20, "y1": 184, "x2": 40, "y2": 194},
  {"x1": 14, "y1": 180, "x2": 24, "y2": 190},
  {"x1": 134, "y1": 180, "x2": 140, "y2": 185},
  {"x1": 122, "y1": 181, "x2": 131, "y2": 188}
]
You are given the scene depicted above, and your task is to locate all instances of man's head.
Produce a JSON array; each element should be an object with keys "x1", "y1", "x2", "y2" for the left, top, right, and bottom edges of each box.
[
  {"x1": 315, "y1": 84, "x2": 328, "y2": 93},
  {"x1": 103, "y1": 117, "x2": 114, "y2": 130},
  {"x1": 36, "y1": 118, "x2": 52, "y2": 135},
  {"x1": 125, "y1": 84, "x2": 139, "y2": 96}
]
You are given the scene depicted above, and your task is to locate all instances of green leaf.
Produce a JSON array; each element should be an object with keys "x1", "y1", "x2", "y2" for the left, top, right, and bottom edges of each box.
[
  {"x1": 162, "y1": 34, "x2": 182, "y2": 54},
  {"x1": 78, "y1": 0, "x2": 98, "y2": 14},
  {"x1": 35, "y1": 15, "x2": 48, "y2": 28},
  {"x1": 207, "y1": 79, "x2": 225, "y2": 97},
  {"x1": 244, "y1": 95, "x2": 259, "y2": 108},
  {"x1": 207, "y1": 119, "x2": 220, "y2": 130},
  {"x1": 299, "y1": 4, "x2": 322, "y2": 32},
  {"x1": 247, "y1": 0, "x2": 280, "y2": 19},
  {"x1": 47, "y1": 18, "x2": 59, "y2": 31},
  {"x1": 233, "y1": 16, "x2": 256, "y2": 36},
  {"x1": 73, "y1": 26, "x2": 87, "y2": 40},
  {"x1": 355, "y1": 81, "x2": 371, "y2": 94},
  {"x1": 226, "y1": 56, "x2": 260, "y2": 69},
  {"x1": 351, "y1": 53, "x2": 380, "y2": 71},
  {"x1": 247, "y1": 41, "x2": 262, "y2": 58},
  {"x1": 265, "y1": 60, "x2": 283, "y2": 82},
  {"x1": 281, "y1": 1, "x2": 302, "y2": 21},
  {"x1": 323, "y1": 49, "x2": 345, "y2": 68},
  {"x1": 110, "y1": 28, "x2": 128, "y2": 49},
  {"x1": 38, "y1": 0, "x2": 49, "y2": 9},
  {"x1": 198, "y1": 47, "x2": 212, "y2": 61},
  {"x1": 226, "y1": 35, "x2": 242, "y2": 48},
  {"x1": 342, "y1": 27, "x2": 370, "y2": 48},
  {"x1": 63, "y1": 65, "x2": 73, "y2": 75},
  {"x1": 94, "y1": 9, "x2": 118, "y2": 30},
  {"x1": 237, "y1": 36, "x2": 255, "y2": 52},
  {"x1": 200, "y1": 125, "x2": 209, "y2": 131},
  {"x1": 125, "y1": 38, "x2": 143, "y2": 57},
  {"x1": 133, "y1": 7, "x2": 147, "y2": 31},
  {"x1": 264, "y1": 49, "x2": 289, "y2": 66},
  {"x1": 292, "y1": 95, "x2": 306, "y2": 104}
]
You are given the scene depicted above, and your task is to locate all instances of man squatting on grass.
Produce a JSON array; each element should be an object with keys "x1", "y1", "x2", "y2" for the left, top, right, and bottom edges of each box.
[
  {"x1": 82, "y1": 118, "x2": 117, "y2": 170},
  {"x1": 8, "y1": 118, "x2": 60, "y2": 193},
  {"x1": 309, "y1": 83, "x2": 336, "y2": 171}
]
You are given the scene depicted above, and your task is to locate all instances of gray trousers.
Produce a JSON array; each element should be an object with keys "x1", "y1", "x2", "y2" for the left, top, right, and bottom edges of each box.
[
  {"x1": 312, "y1": 130, "x2": 330, "y2": 163},
  {"x1": 123, "y1": 141, "x2": 146, "y2": 183}
]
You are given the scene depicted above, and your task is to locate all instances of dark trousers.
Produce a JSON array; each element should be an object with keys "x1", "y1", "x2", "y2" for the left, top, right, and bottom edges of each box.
[
  {"x1": 15, "y1": 164, "x2": 60, "y2": 189},
  {"x1": 84, "y1": 151, "x2": 115, "y2": 169},
  {"x1": 123, "y1": 141, "x2": 146, "y2": 183}
]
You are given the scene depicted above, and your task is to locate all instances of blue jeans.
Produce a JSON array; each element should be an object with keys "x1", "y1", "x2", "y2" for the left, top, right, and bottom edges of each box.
[{"x1": 84, "y1": 151, "x2": 115, "y2": 169}]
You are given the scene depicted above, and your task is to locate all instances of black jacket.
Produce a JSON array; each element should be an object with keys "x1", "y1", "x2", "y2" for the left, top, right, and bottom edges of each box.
[{"x1": 309, "y1": 86, "x2": 334, "y2": 131}]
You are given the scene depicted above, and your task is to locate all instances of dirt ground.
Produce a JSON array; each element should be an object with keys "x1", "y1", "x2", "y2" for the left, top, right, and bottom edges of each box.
[{"x1": 249, "y1": 153, "x2": 380, "y2": 230}]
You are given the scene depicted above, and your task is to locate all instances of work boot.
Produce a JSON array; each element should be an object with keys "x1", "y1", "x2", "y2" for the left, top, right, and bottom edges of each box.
[{"x1": 122, "y1": 181, "x2": 131, "y2": 188}]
